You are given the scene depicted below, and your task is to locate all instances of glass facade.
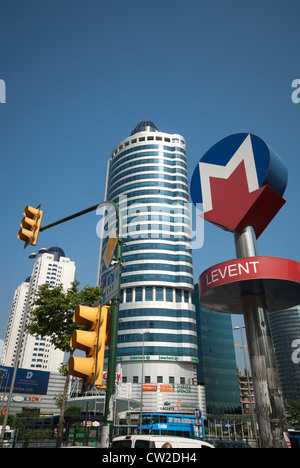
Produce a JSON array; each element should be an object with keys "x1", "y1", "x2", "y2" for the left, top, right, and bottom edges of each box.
[
  {"x1": 192, "y1": 284, "x2": 241, "y2": 415},
  {"x1": 269, "y1": 305, "x2": 300, "y2": 401},
  {"x1": 98, "y1": 122, "x2": 197, "y2": 365}
]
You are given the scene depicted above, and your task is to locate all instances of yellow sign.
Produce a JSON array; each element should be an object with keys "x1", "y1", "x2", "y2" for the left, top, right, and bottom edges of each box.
[{"x1": 103, "y1": 228, "x2": 118, "y2": 268}]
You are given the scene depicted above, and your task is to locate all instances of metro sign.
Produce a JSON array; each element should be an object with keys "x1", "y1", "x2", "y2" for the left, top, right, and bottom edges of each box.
[
  {"x1": 191, "y1": 133, "x2": 288, "y2": 237},
  {"x1": 199, "y1": 256, "x2": 300, "y2": 314}
]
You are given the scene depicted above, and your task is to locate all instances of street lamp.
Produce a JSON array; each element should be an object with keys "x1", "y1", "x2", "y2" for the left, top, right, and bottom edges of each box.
[
  {"x1": 233, "y1": 325, "x2": 257, "y2": 444},
  {"x1": 0, "y1": 247, "x2": 48, "y2": 440},
  {"x1": 139, "y1": 331, "x2": 150, "y2": 434},
  {"x1": 29, "y1": 246, "x2": 48, "y2": 258}
]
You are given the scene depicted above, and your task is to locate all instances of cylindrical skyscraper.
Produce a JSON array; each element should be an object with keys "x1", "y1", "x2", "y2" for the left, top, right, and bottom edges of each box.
[
  {"x1": 98, "y1": 121, "x2": 200, "y2": 417},
  {"x1": 269, "y1": 305, "x2": 300, "y2": 401}
]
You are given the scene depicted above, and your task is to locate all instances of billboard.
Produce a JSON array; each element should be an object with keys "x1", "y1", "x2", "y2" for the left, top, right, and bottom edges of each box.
[{"x1": 0, "y1": 366, "x2": 50, "y2": 395}]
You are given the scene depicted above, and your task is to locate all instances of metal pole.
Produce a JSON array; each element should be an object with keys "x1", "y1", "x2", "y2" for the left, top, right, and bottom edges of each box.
[
  {"x1": 100, "y1": 202, "x2": 123, "y2": 448},
  {"x1": 138, "y1": 331, "x2": 150, "y2": 435},
  {"x1": 40, "y1": 199, "x2": 122, "y2": 234},
  {"x1": 140, "y1": 333, "x2": 145, "y2": 435},
  {"x1": 83, "y1": 400, "x2": 89, "y2": 446},
  {"x1": 234, "y1": 226, "x2": 288, "y2": 448},
  {"x1": 0, "y1": 247, "x2": 47, "y2": 441},
  {"x1": 40, "y1": 203, "x2": 100, "y2": 232}
]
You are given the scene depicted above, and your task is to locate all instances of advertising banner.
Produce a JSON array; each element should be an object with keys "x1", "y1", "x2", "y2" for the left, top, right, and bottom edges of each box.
[{"x1": 0, "y1": 366, "x2": 50, "y2": 395}]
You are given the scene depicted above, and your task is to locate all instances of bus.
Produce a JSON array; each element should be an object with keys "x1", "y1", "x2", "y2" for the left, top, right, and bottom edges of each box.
[
  {"x1": 288, "y1": 429, "x2": 300, "y2": 448},
  {"x1": 138, "y1": 413, "x2": 205, "y2": 440}
]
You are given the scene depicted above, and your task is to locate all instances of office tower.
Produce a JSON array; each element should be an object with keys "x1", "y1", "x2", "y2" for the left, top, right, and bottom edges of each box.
[
  {"x1": 269, "y1": 305, "x2": 300, "y2": 401},
  {"x1": 1, "y1": 247, "x2": 75, "y2": 372},
  {"x1": 192, "y1": 285, "x2": 241, "y2": 415},
  {"x1": 98, "y1": 121, "x2": 199, "y2": 414},
  {"x1": 0, "y1": 278, "x2": 30, "y2": 367}
]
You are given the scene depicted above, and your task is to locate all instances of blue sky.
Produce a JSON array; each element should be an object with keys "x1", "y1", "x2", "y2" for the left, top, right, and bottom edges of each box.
[{"x1": 1, "y1": 0, "x2": 299, "y2": 370}]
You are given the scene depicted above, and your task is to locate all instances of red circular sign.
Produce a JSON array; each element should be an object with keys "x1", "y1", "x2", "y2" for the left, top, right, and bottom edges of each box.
[{"x1": 199, "y1": 256, "x2": 300, "y2": 314}]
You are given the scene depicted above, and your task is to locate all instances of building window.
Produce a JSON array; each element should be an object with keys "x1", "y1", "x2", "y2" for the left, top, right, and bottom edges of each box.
[
  {"x1": 135, "y1": 287, "x2": 143, "y2": 302},
  {"x1": 175, "y1": 289, "x2": 182, "y2": 303},
  {"x1": 169, "y1": 376, "x2": 175, "y2": 384},
  {"x1": 145, "y1": 287, "x2": 153, "y2": 301},
  {"x1": 184, "y1": 291, "x2": 189, "y2": 303},
  {"x1": 166, "y1": 288, "x2": 173, "y2": 302},
  {"x1": 145, "y1": 376, "x2": 151, "y2": 384},
  {"x1": 157, "y1": 376, "x2": 163, "y2": 383},
  {"x1": 156, "y1": 287, "x2": 163, "y2": 301},
  {"x1": 133, "y1": 376, "x2": 139, "y2": 384},
  {"x1": 126, "y1": 288, "x2": 133, "y2": 302}
]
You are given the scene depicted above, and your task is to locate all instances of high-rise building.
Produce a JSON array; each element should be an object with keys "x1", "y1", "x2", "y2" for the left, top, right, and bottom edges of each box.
[
  {"x1": 1, "y1": 247, "x2": 75, "y2": 373},
  {"x1": 268, "y1": 305, "x2": 300, "y2": 401},
  {"x1": 192, "y1": 285, "x2": 241, "y2": 415},
  {"x1": 98, "y1": 121, "x2": 200, "y2": 416},
  {"x1": 0, "y1": 278, "x2": 30, "y2": 367}
]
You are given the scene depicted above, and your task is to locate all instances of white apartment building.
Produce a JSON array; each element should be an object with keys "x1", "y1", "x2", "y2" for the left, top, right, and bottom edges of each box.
[
  {"x1": 1, "y1": 247, "x2": 75, "y2": 373},
  {"x1": 0, "y1": 279, "x2": 30, "y2": 367}
]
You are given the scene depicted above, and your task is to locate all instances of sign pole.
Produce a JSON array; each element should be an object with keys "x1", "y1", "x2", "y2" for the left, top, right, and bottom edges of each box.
[
  {"x1": 191, "y1": 133, "x2": 298, "y2": 449},
  {"x1": 234, "y1": 226, "x2": 288, "y2": 448},
  {"x1": 100, "y1": 202, "x2": 123, "y2": 448}
]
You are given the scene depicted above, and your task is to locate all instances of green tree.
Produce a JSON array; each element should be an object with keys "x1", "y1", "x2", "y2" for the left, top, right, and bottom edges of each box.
[
  {"x1": 26, "y1": 280, "x2": 101, "y2": 447},
  {"x1": 285, "y1": 399, "x2": 300, "y2": 429}
]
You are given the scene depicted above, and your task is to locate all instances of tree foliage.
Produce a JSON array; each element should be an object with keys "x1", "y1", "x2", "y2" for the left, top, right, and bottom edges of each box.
[
  {"x1": 285, "y1": 399, "x2": 300, "y2": 429},
  {"x1": 25, "y1": 280, "x2": 101, "y2": 447},
  {"x1": 26, "y1": 280, "x2": 101, "y2": 352}
]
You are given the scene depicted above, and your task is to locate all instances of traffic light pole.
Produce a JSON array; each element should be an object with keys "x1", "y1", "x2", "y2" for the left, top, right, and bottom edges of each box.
[
  {"x1": 19, "y1": 200, "x2": 123, "y2": 447},
  {"x1": 44, "y1": 200, "x2": 123, "y2": 447},
  {"x1": 100, "y1": 233, "x2": 123, "y2": 447},
  {"x1": 101, "y1": 202, "x2": 123, "y2": 448},
  {"x1": 39, "y1": 202, "x2": 101, "y2": 233}
]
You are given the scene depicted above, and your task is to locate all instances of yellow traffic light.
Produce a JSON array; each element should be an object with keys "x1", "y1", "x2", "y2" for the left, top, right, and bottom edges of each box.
[
  {"x1": 17, "y1": 205, "x2": 43, "y2": 247},
  {"x1": 67, "y1": 304, "x2": 111, "y2": 388}
]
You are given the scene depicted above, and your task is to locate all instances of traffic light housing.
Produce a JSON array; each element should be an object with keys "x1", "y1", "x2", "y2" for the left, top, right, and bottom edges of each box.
[
  {"x1": 17, "y1": 205, "x2": 43, "y2": 247},
  {"x1": 67, "y1": 304, "x2": 111, "y2": 388}
]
